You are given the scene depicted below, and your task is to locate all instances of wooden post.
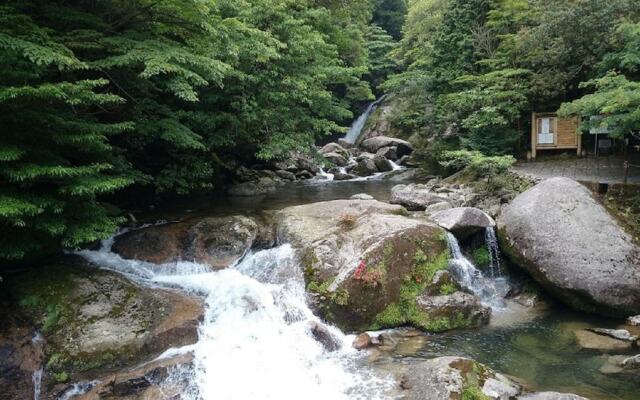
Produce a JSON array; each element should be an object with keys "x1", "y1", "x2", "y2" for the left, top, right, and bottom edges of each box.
[
  {"x1": 576, "y1": 117, "x2": 582, "y2": 157},
  {"x1": 624, "y1": 161, "x2": 629, "y2": 185},
  {"x1": 531, "y1": 112, "x2": 537, "y2": 160}
]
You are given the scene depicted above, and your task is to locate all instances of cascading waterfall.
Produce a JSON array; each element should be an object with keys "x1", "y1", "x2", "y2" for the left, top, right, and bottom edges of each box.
[
  {"x1": 32, "y1": 368, "x2": 42, "y2": 400},
  {"x1": 484, "y1": 227, "x2": 502, "y2": 278},
  {"x1": 445, "y1": 231, "x2": 509, "y2": 309},
  {"x1": 77, "y1": 237, "x2": 393, "y2": 400},
  {"x1": 344, "y1": 97, "x2": 385, "y2": 144}
]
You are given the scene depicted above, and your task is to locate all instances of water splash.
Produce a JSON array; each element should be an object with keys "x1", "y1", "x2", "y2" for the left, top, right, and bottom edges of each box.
[
  {"x1": 445, "y1": 232, "x2": 509, "y2": 309},
  {"x1": 316, "y1": 167, "x2": 335, "y2": 181},
  {"x1": 77, "y1": 239, "x2": 393, "y2": 400},
  {"x1": 57, "y1": 381, "x2": 100, "y2": 400},
  {"x1": 344, "y1": 97, "x2": 385, "y2": 144},
  {"x1": 388, "y1": 160, "x2": 403, "y2": 171}
]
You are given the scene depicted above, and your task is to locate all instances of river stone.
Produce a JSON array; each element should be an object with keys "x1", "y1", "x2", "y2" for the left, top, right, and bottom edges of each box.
[
  {"x1": 352, "y1": 333, "x2": 372, "y2": 350},
  {"x1": 338, "y1": 138, "x2": 355, "y2": 149},
  {"x1": 361, "y1": 136, "x2": 414, "y2": 157},
  {"x1": 186, "y1": 216, "x2": 258, "y2": 269},
  {"x1": 113, "y1": 216, "x2": 259, "y2": 269},
  {"x1": 308, "y1": 321, "x2": 341, "y2": 352},
  {"x1": 276, "y1": 200, "x2": 454, "y2": 331},
  {"x1": 352, "y1": 158, "x2": 378, "y2": 176},
  {"x1": 350, "y1": 193, "x2": 374, "y2": 200},
  {"x1": 622, "y1": 354, "x2": 640, "y2": 369},
  {"x1": 586, "y1": 328, "x2": 637, "y2": 342},
  {"x1": 574, "y1": 329, "x2": 633, "y2": 352},
  {"x1": 628, "y1": 315, "x2": 640, "y2": 326},
  {"x1": 431, "y1": 207, "x2": 495, "y2": 240},
  {"x1": 400, "y1": 357, "x2": 521, "y2": 400},
  {"x1": 416, "y1": 291, "x2": 491, "y2": 330},
  {"x1": 425, "y1": 201, "x2": 453, "y2": 215},
  {"x1": 323, "y1": 151, "x2": 349, "y2": 167},
  {"x1": 334, "y1": 172, "x2": 356, "y2": 181},
  {"x1": 518, "y1": 393, "x2": 589, "y2": 400},
  {"x1": 390, "y1": 183, "x2": 448, "y2": 211},
  {"x1": 275, "y1": 169, "x2": 296, "y2": 181},
  {"x1": 228, "y1": 178, "x2": 278, "y2": 196},
  {"x1": 320, "y1": 142, "x2": 350, "y2": 158},
  {"x1": 497, "y1": 177, "x2": 640, "y2": 317},
  {"x1": 376, "y1": 146, "x2": 398, "y2": 160},
  {"x1": 4, "y1": 258, "x2": 202, "y2": 383},
  {"x1": 373, "y1": 154, "x2": 394, "y2": 172}
]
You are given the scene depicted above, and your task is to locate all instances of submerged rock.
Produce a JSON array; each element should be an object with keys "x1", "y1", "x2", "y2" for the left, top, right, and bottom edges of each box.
[
  {"x1": 4, "y1": 258, "x2": 202, "y2": 385},
  {"x1": 574, "y1": 329, "x2": 633, "y2": 352},
  {"x1": 518, "y1": 393, "x2": 589, "y2": 400},
  {"x1": 277, "y1": 199, "x2": 481, "y2": 332},
  {"x1": 430, "y1": 207, "x2": 495, "y2": 240},
  {"x1": 498, "y1": 177, "x2": 640, "y2": 317},
  {"x1": 390, "y1": 184, "x2": 448, "y2": 211}
]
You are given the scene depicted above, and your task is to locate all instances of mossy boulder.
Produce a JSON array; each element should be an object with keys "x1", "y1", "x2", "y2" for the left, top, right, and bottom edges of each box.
[
  {"x1": 277, "y1": 199, "x2": 488, "y2": 332},
  {"x1": 399, "y1": 357, "x2": 520, "y2": 400},
  {"x1": 3, "y1": 257, "x2": 202, "y2": 384},
  {"x1": 399, "y1": 357, "x2": 588, "y2": 400}
]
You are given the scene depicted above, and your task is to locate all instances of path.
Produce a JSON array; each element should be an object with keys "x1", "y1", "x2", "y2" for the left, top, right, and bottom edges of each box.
[{"x1": 514, "y1": 155, "x2": 640, "y2": 184}]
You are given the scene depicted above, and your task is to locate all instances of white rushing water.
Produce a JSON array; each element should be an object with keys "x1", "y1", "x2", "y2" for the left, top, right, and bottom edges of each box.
[
  {"x1": 344, "y1": 97, "x2": 385, "y2": 144},
  {"x1": 445, "y1": 230, "x2": 509, "y2": 309},
  {"x1": 77, "y1": 238, "x2": 393, "y2": 400}
]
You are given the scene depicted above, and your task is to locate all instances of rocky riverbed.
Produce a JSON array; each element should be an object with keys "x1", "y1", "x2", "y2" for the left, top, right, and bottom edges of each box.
[{"x1": 2, "y1": 170, "x2": 640, "y2": 400}]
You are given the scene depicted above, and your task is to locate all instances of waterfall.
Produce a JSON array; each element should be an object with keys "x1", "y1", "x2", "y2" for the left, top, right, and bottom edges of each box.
[
  {"x1": 32, "y1": 368, "x2": 42, "y2": 400},
  {"x1": 445, "y1": 232, "x2": 509, "y2": 309},
  {"x1": 77, "y1": 239, "x2": 393, "y2": 400},
  {"x1": 344, "y1": 97, "x2": 385, "y2": 144},
  {"x1": 388, "y1": 160, "x2": 403, "y2": 171},
  {"x1": 484, "y1": 227, "x2": 502, "y2": 278},
  {"x1": 316, "y1": 167, "x2": 334, "y2": 181}
]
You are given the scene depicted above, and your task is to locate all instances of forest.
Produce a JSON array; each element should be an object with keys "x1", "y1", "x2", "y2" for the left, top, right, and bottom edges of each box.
[{"x1": 2, "y1": 0, "x2": 640, "y2": 262}]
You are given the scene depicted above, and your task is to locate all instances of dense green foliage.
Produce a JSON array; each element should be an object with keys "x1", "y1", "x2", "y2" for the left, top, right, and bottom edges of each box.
[
  {"x1": 0, "y1": 0, "x2": 402, "y2": 260},
  {"x1": 385, "y1": 0, "x2": 640, "y2": 157}
]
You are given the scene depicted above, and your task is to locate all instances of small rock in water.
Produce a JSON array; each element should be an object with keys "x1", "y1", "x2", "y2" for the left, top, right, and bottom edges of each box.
[
  {"x1": 621, "y1": 354, "x2": 640, "y2": 370},
  {"x1": 309, "y1": 321, "x2": 341, "y2": 352},
  {"x1": 352, "y1": 333, "x2": 372, "y2": 350},
  {"x1": 587, "y1": 328, "x2": 638, "y2": 342},
  {"x1": 574, "y1": 329, "x2": 633, "y2": 352},
  {"x1": 350, "y1": 193, "x2": 374, "y2": 200},
  {"x1": 627, "y1": 315, "x2": 640, "y2": 326}
]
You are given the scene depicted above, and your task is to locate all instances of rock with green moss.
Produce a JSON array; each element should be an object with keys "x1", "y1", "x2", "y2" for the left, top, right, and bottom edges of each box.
[
  {"x1": 4, "y1": 257, "x2": 202, "y2": 383},
  {"x1": 277, "y1": 199, "x2": 487, "y2": 333},
  {"x1": 399, "y1": 357, "x2": 587, "y2": 400}
]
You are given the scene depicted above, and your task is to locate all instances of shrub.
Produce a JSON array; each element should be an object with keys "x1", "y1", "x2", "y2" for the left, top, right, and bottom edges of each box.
[
  {"x1": 338, "y1": 213, "x2": 358, "y2": 230},
  {"x1": 438, "y1": 150, "x2": 515, "y2": 179}
]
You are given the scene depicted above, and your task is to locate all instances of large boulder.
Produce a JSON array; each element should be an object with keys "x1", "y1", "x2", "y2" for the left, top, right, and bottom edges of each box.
[
  {"x1": 498, "y1": 178, "x2": 640, "y2": 317},
  {"x1": 373, "y1": 154, "x2": 394, "y2": 172},
  {"x1": 351, "y1": 158, "x2": 378, "y2": 176},
  {"x1": 113, "y1": 215, "x2": 264, "y2": 269},
  {"x1": 361, "y1": 136, "x2": 414, "y2": 157},
  {"x1": 320, "y1": 142, "x2": 350, "y2": 159},
  {"x1": 3, "y1": 258, "x2": 202, "y2": 386},
  {"x1": 431, "y1": 207, "x2": 496, "y2": 240},
  {"x1": 390, "y1": 184, "x2": 448, "y2": 211},
  {"x1": 276, "y1": 200, "x2": 485, "y2": 332},
  {"x1": 323, "y1": 151, "x2": 349, "y2": 167},
  {"x1": 376, "y1": 146, "x2": 398, "y2": 160}
]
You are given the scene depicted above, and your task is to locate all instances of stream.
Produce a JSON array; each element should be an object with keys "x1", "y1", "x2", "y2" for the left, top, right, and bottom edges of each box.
[{"x1": 74, "y1": 177, "x2": 640, "y2": 400}]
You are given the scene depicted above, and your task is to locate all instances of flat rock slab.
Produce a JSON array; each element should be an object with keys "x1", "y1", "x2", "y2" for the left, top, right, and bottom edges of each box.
[{"x1": 574, "y1": 329, "x2": 633, "y2": 352}]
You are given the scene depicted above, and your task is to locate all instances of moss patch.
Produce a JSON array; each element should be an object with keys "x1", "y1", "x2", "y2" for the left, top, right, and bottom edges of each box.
[{"x1": 371, "y1": 250, "x2": 453, "y2": 331}]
